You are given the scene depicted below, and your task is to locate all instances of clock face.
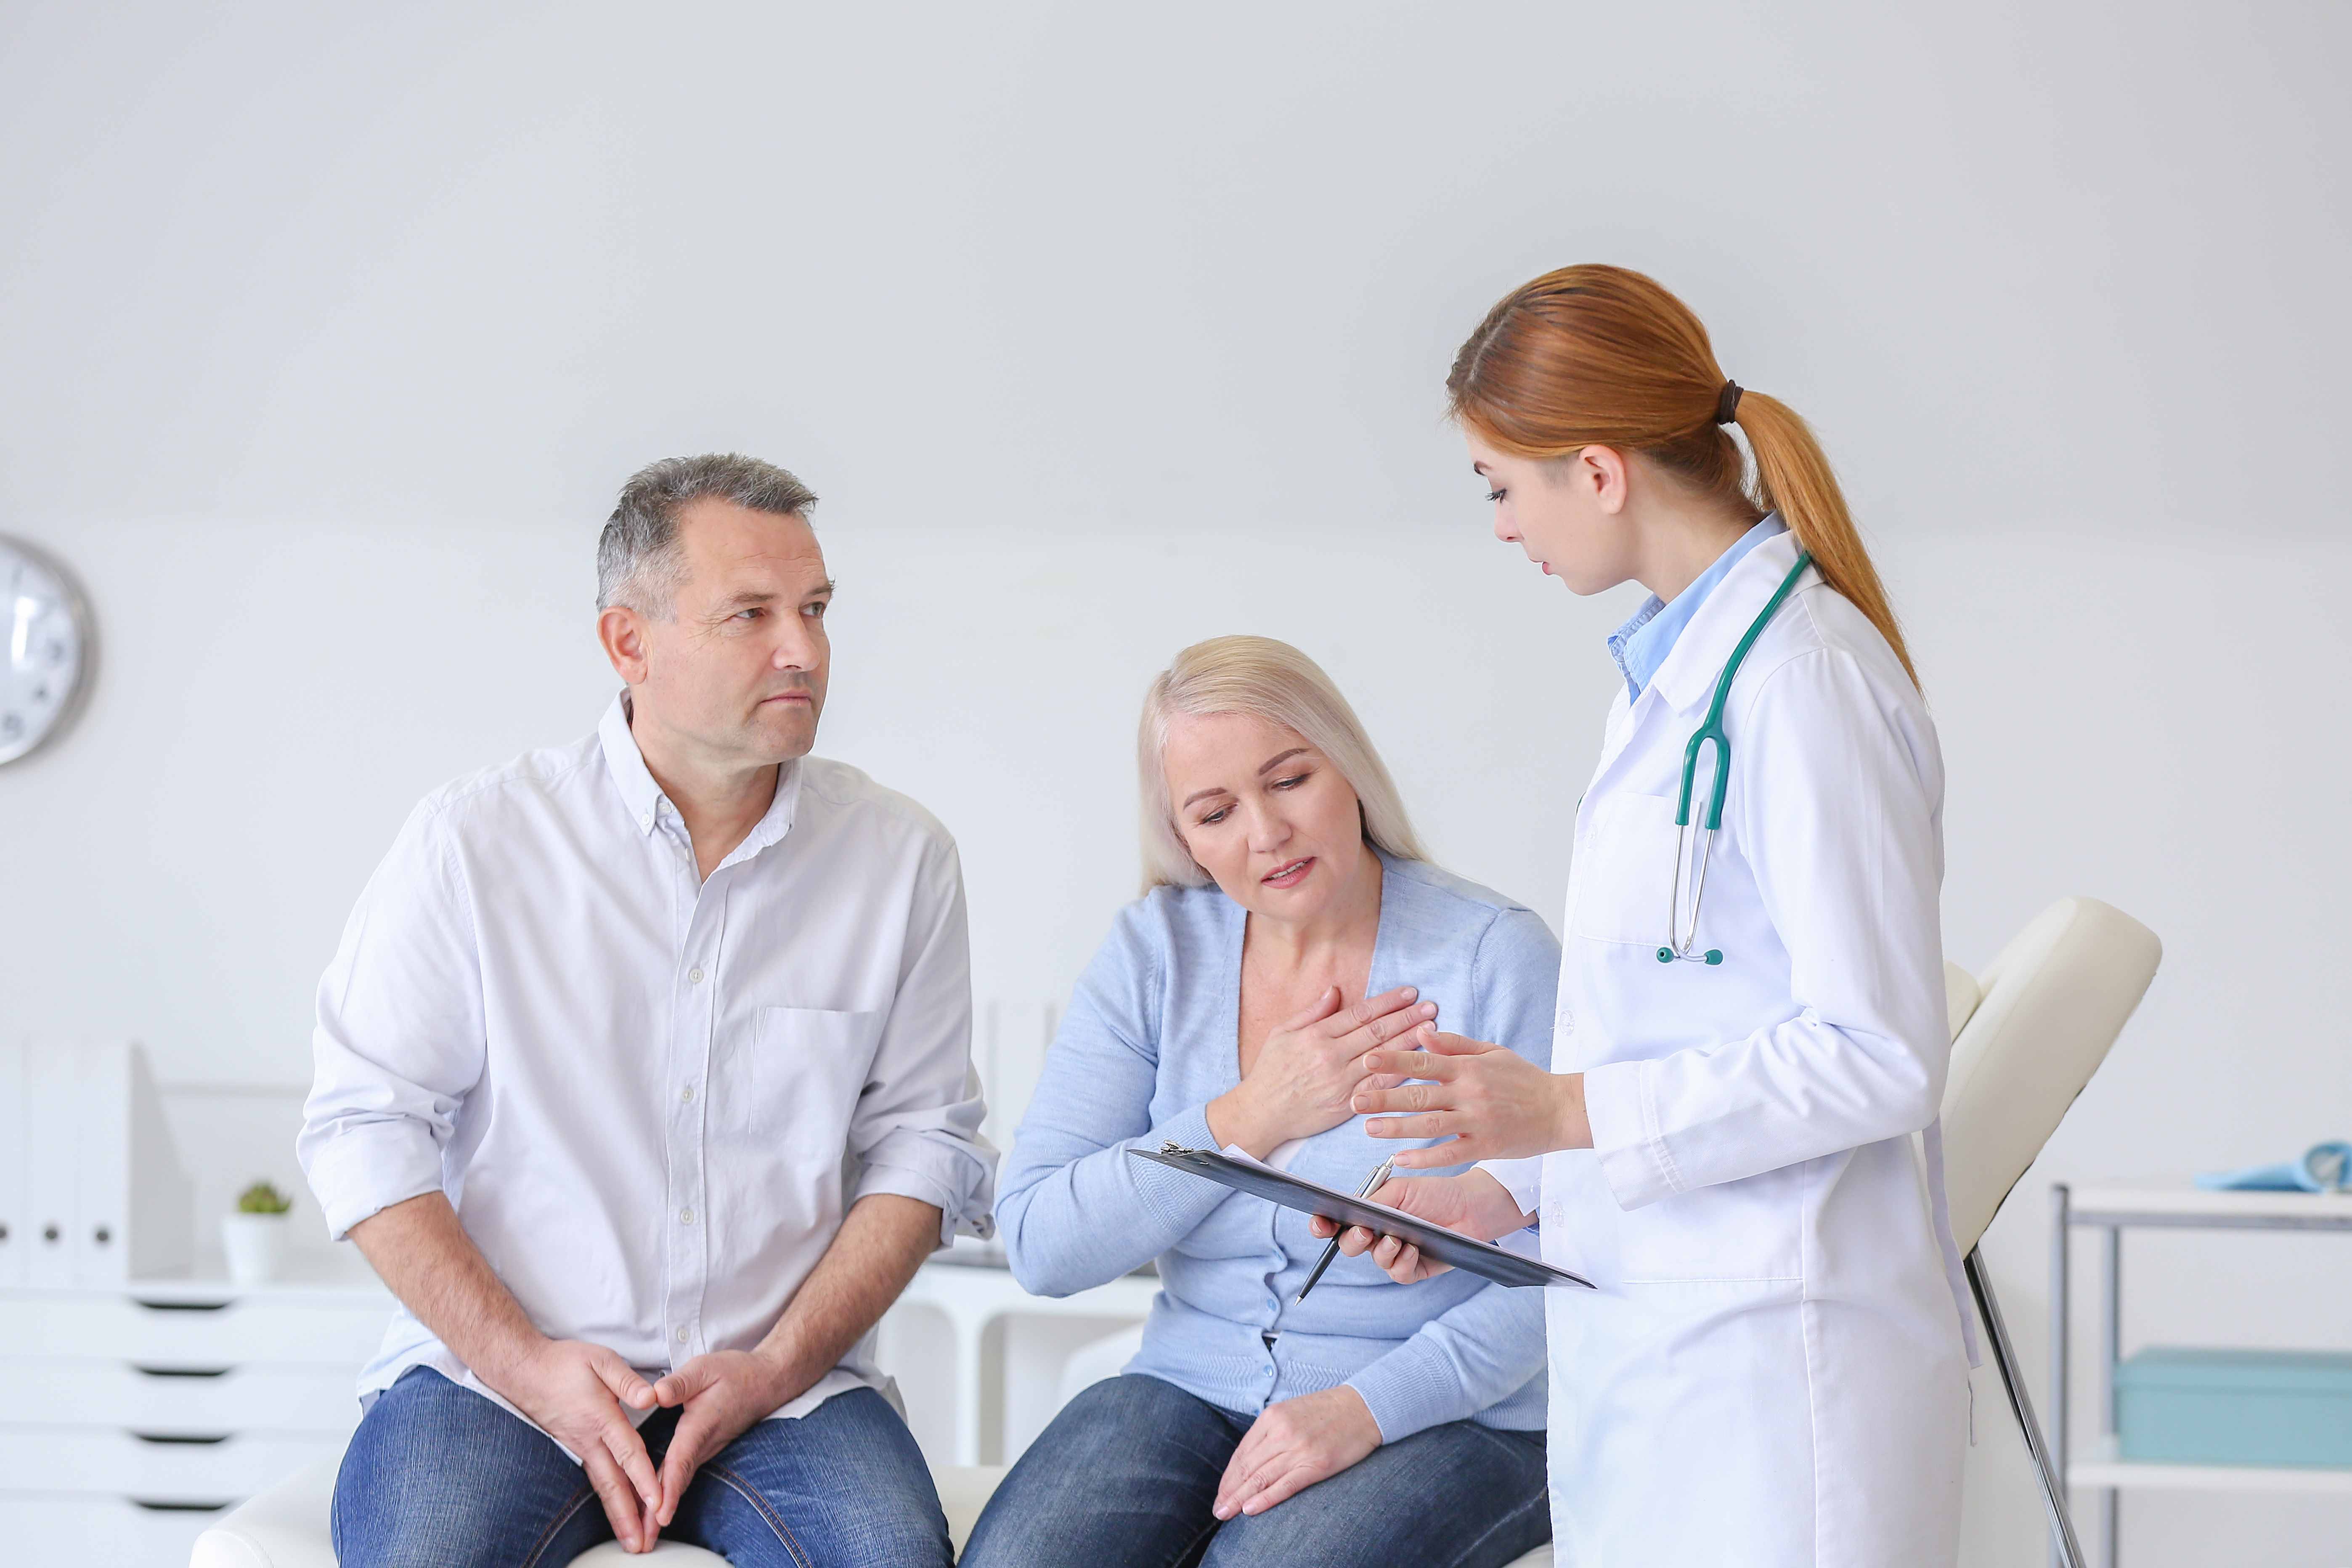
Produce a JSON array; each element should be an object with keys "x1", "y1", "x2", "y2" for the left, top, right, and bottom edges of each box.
[{"x1": 0, "y1": 536, "x2": 93, "y2": 766}]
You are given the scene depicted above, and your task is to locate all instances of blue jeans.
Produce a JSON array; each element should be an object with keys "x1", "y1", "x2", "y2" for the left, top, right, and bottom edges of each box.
[
  {"x1": 332, "y1": 1366, "x2": 952, "y2": 1568},
  {"x1": 960, "y1": 1374, "x2": 1550, "y2": 1568}
]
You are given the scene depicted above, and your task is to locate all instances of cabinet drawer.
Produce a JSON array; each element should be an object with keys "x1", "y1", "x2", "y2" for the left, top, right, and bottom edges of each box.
[
  {"x1": 0, "y1": 1289, "x2": 391, "y2": 1365},
  {"x1": 0, "y1": 1490, "x2": 231, "y2": 1566},
  {"x1": 1, "y1": 1357, "x2": 363, "y2": 1435},
  {"x1": 0, "y1": 1425, "x2": 341, "y2": 1502}
]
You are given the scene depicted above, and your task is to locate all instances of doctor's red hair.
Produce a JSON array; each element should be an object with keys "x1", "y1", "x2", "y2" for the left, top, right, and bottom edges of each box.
[{"x1": 1447, "y1": 265, "x2": 1917, "y2": 689}]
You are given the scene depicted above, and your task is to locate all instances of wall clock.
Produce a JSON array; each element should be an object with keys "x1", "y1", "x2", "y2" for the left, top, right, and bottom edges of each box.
[{"x1": 0, "y1": 535, "x2": 94, "y2": 766}]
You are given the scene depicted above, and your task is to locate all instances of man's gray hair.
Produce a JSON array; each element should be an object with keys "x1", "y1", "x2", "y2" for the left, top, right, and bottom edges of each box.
[{"x1": 597, "y1": 454, "x2": 819, "y2": 616}]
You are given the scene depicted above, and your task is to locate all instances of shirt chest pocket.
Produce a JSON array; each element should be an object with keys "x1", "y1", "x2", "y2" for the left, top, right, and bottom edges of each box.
[
  {"x1": 722, "y1": 1007, "x2": 886, "y2": 1147},
  {"x1": 1571, "y1": 790, "x2": 1683, "y2": 948}
]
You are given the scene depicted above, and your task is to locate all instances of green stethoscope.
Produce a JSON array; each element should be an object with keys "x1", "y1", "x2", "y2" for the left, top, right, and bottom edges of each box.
[{"x1": 1659, "y1": 550, "x2": 1814, "y2": 966}]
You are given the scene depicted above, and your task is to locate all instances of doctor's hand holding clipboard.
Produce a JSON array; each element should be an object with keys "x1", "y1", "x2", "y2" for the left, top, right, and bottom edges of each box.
[
  {"x1": 1306, "y1": 264, "x2": 1977, "y2": 1568},
  {"x1": 1307, "y1": 1029, "x2": 1586, "y2": 1283}
]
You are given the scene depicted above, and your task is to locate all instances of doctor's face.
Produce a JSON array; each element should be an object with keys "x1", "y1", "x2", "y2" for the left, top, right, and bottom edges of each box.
[
  {"x1": 1466, "y1": 430, "x2": 1639, "y2": 596},
  {"x1": 1162, "y1": 711, "x2": 1373, "y2": 927}
]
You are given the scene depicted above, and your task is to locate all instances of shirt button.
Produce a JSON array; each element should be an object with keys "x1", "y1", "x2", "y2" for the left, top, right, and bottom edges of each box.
[
  {"x1": 679, "y1": 1207, "x2": 695, "y2": 1225},
  {"x1": 639, "y1": 812, "x2": 652, "y2": 827},
  {"x1": 689, "y1": 967, "x2": 705, "y2": 984},
  {"x1": 675, "y1": 1327, "x2": 689, "y2": 1343},
  {"x1": 680, "y1": 1085, "x2": 695, "y2": 1104}
]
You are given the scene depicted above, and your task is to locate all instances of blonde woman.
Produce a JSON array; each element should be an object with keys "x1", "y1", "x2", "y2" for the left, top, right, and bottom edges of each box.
[{"x1": 963, "y1": 637, "x2": 1556, "y2": 1568}]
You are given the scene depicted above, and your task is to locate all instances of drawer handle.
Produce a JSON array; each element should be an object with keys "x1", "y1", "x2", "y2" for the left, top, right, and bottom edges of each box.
[
  {"x1": 133, "y1": 1365, "x2": 235, "y2": 1379},
  {"x1": 131, "y1": 1499, "x2": 235, "y2": 1512},
  {"x1": 132, "y1": 1298, "x2": 233, "y2": 1312},
  {"x1": 133, "y1": 1432, "x2": 233, "y2": 1445}
]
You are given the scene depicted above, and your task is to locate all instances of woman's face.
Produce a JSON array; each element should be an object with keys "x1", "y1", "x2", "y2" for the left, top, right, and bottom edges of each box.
[
  {"x1": 1161, "y1": 711, "x2": 1370, "y2": 924},
  {"x1": 1466, "y1": 429, "x2": 1638, "y2": 596}
]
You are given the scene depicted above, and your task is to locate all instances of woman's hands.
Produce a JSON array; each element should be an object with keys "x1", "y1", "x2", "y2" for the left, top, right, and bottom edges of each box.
[
  {"x1": 1307, "y1": 1169, "x2": 1533, "y2": 1284},
  {"x1": 1350, "y1": 1027, "x2": 1591, "y2": 1166},
  {"x1": 1211, "y1": 1384, "x2": 1383, "y2": 1519},
  {"x1": 1206, "y1": 985, "x2": 1433, "y2": 1158}
]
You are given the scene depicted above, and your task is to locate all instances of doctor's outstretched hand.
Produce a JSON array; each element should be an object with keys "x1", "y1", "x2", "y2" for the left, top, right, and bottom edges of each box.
[{"x1": 1350, "y1": 1027, "x2": 1591, "y2": 1166}]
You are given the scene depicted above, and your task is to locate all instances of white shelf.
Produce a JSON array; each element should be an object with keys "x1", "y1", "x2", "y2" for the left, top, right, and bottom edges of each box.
[
  {"x1": 1, "y1": 1256, "x2": 390, "y2": 1307},
  {"x1": 2069, "y1": 1180, "x2": 2352, "y2": 1226},
  {"x1": 2070, "y1": 1438, "x2": 2352, "y2": 1494}
]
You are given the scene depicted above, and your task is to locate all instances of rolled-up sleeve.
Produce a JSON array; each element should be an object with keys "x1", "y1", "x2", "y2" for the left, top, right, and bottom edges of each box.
[
  {"x1": 297, "y1": 802, "x2": 487, "y2": 1241},
  {"x1": 847, "y1": 833, "x2": 998, "y2": 1244}
]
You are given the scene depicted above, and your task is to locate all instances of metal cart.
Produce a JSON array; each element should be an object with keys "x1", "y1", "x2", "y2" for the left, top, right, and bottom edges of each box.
[{"x1": 2052, "y1": 1180, "x2": 2352, "y2": 1568}]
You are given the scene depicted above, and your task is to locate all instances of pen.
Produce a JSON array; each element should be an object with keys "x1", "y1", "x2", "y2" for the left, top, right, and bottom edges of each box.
[{"x1": 1294, "y1": 1159, "x2": 1394, "y2": 1303}]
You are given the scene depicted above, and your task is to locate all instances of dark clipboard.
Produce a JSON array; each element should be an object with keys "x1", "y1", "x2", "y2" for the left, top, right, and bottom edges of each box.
[{"x1": 1125, "y1": 1143, "x2": 1593, "y2": 1290}]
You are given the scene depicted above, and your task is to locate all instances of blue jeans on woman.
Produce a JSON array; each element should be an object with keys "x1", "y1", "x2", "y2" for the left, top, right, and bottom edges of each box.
[
  {"x1": 960, "y1": 1373, "x2": 1550, "y2": 1568},
  {"x1": 332, "y1": 1365, "x2": 952, "y2": 1568}
]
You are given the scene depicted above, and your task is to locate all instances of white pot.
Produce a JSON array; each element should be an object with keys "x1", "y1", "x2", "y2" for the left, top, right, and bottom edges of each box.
[{"x1": 221, "y1": 1211, "x2": 291, "y2": 1286}]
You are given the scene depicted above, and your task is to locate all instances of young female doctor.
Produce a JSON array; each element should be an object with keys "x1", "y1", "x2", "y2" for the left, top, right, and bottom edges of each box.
[{"x1": 1318, "y1": 264, "x2": 1974, "y2": 1567}]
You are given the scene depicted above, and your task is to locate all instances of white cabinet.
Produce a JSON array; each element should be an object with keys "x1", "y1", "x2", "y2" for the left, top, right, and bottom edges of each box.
[{"x1": 0, "y1": 1270, "x2": 391, "y2": 1567}]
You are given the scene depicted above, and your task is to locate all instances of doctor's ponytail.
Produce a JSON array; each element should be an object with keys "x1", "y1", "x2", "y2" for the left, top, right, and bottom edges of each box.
[{"x1": 1446, "y1": 265, "x2": 1917, "y2": 689}]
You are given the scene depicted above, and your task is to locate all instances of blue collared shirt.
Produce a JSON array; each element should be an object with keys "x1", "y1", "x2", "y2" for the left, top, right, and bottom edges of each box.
[{"x1": 1606, "y1": 514, "x2": 1788, "y2": 701}]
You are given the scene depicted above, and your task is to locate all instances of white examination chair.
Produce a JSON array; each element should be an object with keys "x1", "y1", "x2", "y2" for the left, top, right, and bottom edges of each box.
[{"x1": 1937, "y1": 896, "x2": 2163, "y2": 1568}]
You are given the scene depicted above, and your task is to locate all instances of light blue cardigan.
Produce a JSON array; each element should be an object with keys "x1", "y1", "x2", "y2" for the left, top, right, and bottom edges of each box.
[{"x1": 997, "y1": 853, "x2": 1557, "y2": 1441}]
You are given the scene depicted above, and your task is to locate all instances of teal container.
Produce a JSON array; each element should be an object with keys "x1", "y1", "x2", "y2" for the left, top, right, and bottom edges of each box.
[{"x1": 2116, "y1": 1347, "x2": 2352, "y2": 1468}]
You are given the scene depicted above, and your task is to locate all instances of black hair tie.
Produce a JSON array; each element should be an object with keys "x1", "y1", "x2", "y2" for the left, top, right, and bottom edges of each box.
[{"x1": 1714, "y1": 380, "x2": 1743, "y2": 425}]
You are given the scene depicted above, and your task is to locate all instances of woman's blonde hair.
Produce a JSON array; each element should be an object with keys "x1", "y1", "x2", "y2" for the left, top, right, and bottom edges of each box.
[
  {"x1": 1138, "y1": 635, "x2": 1429, "y2": 891},
  {"x1": 1447, "y1": 263, "x2": 1917, "y2": 688}
]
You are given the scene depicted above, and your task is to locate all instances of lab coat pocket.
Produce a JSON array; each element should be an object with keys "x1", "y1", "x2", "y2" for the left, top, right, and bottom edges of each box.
[
  {"x1": 1571, "y1": 791, "x2": 1682, "y2": 948},
  {"x1": 1616, "y1": 1165, "x2": 1804, "y2": 1283},
  {"x1": 744, "y1": 1007, "x2": 888, "y2": 1148}
]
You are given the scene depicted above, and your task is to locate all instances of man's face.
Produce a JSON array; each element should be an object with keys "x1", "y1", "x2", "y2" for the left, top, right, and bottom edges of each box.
[{"x1": 611, "y1": 499, "x2": 833, "y2": 769}]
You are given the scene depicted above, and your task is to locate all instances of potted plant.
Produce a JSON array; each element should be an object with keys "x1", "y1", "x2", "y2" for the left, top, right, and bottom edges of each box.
[{"x1": 222, "y1": 1180, "x2": 294, "y2": 1285}]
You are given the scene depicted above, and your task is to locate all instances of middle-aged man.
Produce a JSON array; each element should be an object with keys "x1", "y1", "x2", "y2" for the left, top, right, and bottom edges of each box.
[{"x1": 298, "y1": 454, "x2": 994, "y2": 1566}]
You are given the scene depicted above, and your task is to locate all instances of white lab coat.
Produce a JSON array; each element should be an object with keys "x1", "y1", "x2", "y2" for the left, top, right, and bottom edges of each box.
[{"x1": 1491, "y1": 529, "x2": 1971, "y2": 1567}]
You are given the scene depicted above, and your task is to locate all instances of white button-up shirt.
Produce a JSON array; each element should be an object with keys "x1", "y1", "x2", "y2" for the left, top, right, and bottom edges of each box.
[{"x1": 299, "y1": 697, "x2": 995, "y2": 1423}]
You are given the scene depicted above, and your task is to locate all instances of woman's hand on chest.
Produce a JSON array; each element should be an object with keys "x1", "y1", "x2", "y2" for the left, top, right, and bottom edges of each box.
[{"x1": 1206, "y1": 983, "x2": 1433, "y2": 1159}]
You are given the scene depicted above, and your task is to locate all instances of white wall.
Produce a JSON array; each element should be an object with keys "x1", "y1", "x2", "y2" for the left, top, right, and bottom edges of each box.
[{"x1": 4, "y1": 4, "x2": 2349, "y2": 1563}]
